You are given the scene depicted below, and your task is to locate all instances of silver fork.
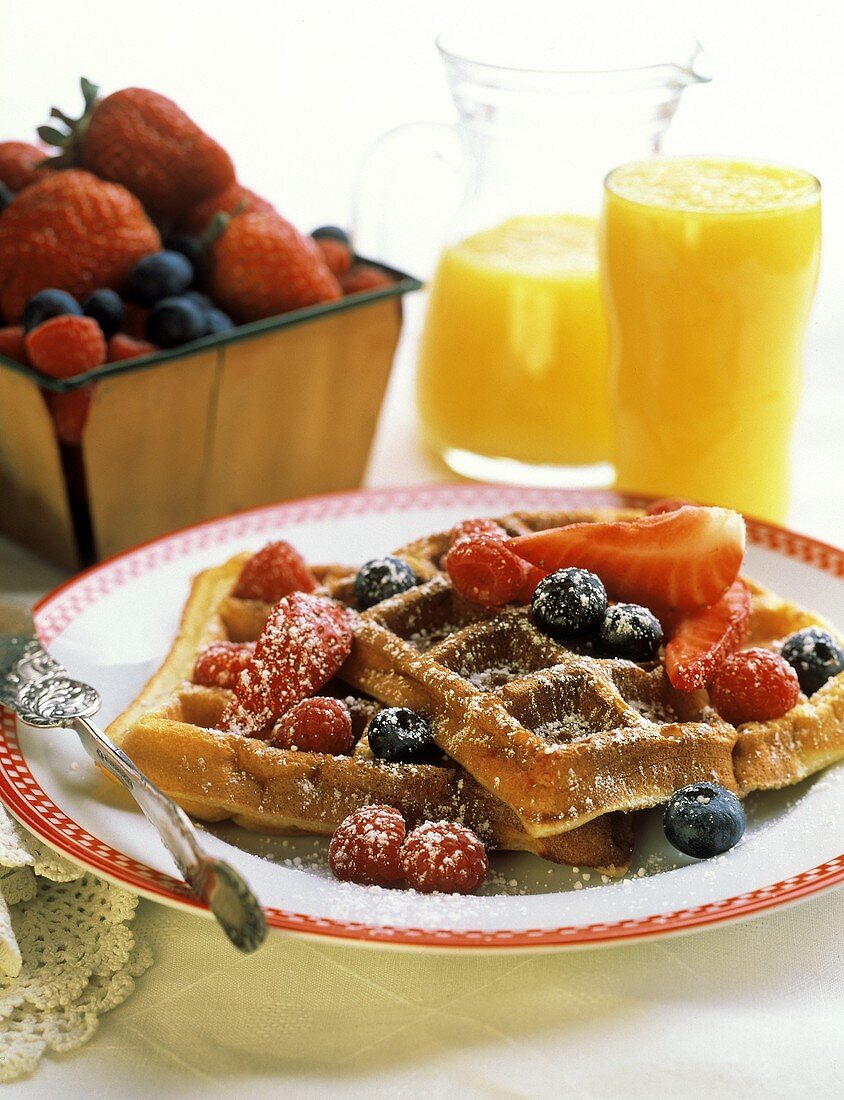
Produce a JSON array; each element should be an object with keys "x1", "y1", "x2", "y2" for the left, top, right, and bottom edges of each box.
[{"x1": 0, "y1": 604, "x2": 267, "y2": 953}]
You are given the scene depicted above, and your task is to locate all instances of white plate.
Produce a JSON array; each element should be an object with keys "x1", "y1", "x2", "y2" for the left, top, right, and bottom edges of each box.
[{"x1": 1, "y1": 485, "x2": 842, "y2": 950}]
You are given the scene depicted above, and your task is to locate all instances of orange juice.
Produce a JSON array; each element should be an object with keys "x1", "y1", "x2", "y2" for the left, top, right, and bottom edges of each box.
[
  {"x1": 417, "y1": 215, "x2": 612, "y2": 473},
  {"x1": 601, "y1": 157, "x2": 821, "y2": 521}
]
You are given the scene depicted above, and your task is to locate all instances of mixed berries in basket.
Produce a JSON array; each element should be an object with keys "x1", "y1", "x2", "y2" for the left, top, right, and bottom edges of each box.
[{"x1": 0, "y1": 78, "x2": 399, "y2": 446}]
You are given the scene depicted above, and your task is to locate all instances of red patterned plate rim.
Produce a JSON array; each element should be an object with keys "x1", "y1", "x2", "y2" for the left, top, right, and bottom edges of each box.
[{"x1": 0, "y1": 483, "x2": 842, "y2": 951}]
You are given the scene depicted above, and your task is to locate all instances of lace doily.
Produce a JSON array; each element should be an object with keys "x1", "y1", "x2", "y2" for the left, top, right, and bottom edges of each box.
[{"x1": 0, "y1": 800, "x2": 152, "y2": 1082}]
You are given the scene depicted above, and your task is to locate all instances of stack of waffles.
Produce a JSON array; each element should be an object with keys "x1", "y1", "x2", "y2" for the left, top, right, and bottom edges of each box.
[{"x1": 108, "y1": 509, "x2": 844, "y2": 879}]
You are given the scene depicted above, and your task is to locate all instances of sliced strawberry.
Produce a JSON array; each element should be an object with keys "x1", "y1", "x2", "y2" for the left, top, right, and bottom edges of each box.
[
  {"x1": 508, "y1": 506, "x2": 745, "y2": 613},
  {"x1": 517, "y1": 562, "x2": 546, "y2": 605},
  {"x1": 220, "y1": 592, "x2": 352, "y2": 736},
  {"x1": 645, "y1": 497, "x2": 696, "y2": 516},
  {"x1": 664, "y1": 580, "x2": 752, "y2": 691}
]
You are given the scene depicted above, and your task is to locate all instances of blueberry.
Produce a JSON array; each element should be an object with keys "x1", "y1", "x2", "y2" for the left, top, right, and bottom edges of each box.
[
  {"x1": 184, "y1": 290, "x2": 214, "y2": 310},
  {"x1": 81, "y1": 288, "x2": 124, "y2": 337},
  {"x1": 599, "y1": 603, "x2": 663, "y2": 661},
  {"x1": 663, "y1": 783, "x2": 746, "y2": 859},
  {"x1": 128, "y1": 251, "x2": 194, "y2": 305},
  {"x1": 204, "y1": 307, "x2": 234, "y2": 334},
  {"x1": 354, "y1": 556, "x2": 418, "y2": 609},
  {"x1": 531, "y1": 568, "x2": 607, "y2": 639},
  {"x1": 311, "y1": 225, "x2": 350, "y2": 246},
  {"x1": 146, "y1": 296, "x2": 209, "y2": 348},
  {"x1": 22, "y1": 288, "x2": 82, "y2": 332},
  {"x1": 0, "y1": 181, "x2": 14, "y2": 214},
  {"x1": 163, "y1": 233, "x2": 206, "y2": 276},
  {"x1": 781, "y1": 627, "x2": 844, "y2": 695},
  {"x1": 367, "y1": 707, "x2": 434, "y2": 763},
  {"x1": 181, "y1": 292, "x2": 234, "y2": 335}
]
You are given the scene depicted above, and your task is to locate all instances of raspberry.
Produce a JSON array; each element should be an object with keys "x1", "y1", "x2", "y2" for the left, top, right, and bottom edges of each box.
[
  {"x1": 107, "y1": 333, "x2": 159, "y2": 362},
  {"x1": 193, "y1": 640, "x2": 255, "y2": 689},
  {"x1": 220, "y1": 592, "x2": 352, "y2": 735},
  {"x1": 45, "y1": 385, "x2": 94, "y2": 446},
  {"x1": 445, "y1": 533, "x2": 528, "y2": 607},
  {"x1": 400, "y1": 821, "x2": 488, "y2": 895},
  {"x1": 448, "y1": 517, "x2": 507, "y2": 547},
  {"x1": 329, "y1": 805, "x2": 406, "y2": 886},
  {"x1": 233, "y1": 540, "x2": 317, "y2": 602},
  {"x1": 271, "y1": 696, "x2": 353, "y2": 754},
  {"x1": 710, "y1": 647, "x2": 801, "y2": 725},
  {"x1": 315, "y1": 237, "x2": 352, "y2": 277},
  {"x1": 0, "y1": 324, "x2": 27, "y2": 364},
  {"x1": 25, "y1": 315, "x2": 106, "y2": 379}
]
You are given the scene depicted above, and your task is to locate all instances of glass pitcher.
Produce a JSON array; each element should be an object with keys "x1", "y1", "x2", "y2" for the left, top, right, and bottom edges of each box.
[{"x1": 355, "y1": 17, "x2": 710, "y2": 486}]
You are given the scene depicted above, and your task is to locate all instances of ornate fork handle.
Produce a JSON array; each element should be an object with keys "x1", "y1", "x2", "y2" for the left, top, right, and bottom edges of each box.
[{"x1": 1, "y1": 619, "x2": 266, "y2": 954}]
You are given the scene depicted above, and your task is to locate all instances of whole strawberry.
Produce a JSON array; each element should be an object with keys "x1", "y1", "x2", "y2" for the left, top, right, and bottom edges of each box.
[
  {"x1": 42, "y1": 79, "x2": 235, "y2": 221},
  {"x1": 0, "y1": 170, "x2": 160, "y2": 322},
  {"x1": 0, "y1": 141, "x2": 47, "y2": 191},
  {"x1": 179, "y1": 182, "x2": 275, "y2": 236},
  {"x1": 209, "y1": 212, "x2": 342, "y2": 322}
]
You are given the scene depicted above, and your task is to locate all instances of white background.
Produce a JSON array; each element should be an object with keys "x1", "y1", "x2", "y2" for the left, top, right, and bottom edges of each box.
[
  {"x1": 1, "y1": 0, "x2": 843, "y2": 331},
  {"x1": 2, "y1": 0, "x2": 841, "y2": 539}
]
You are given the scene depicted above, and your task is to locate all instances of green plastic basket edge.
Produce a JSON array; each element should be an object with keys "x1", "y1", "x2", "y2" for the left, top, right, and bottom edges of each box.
[{"x1": 0, "y1": 260, "x2": 422, "y2": 393}]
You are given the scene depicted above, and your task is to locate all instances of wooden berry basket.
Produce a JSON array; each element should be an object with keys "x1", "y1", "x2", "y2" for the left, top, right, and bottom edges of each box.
[{"x1": 0, "y1": 262, "x2": 421, "y2": 570}]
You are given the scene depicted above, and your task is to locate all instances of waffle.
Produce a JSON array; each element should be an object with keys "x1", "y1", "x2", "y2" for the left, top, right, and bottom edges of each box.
[
  {"x1": 335, "y1": 509, "x2": 844, "y2": 839},
  {"x1": 107, "y1": 551, "x2": 635, "y2": 874}
]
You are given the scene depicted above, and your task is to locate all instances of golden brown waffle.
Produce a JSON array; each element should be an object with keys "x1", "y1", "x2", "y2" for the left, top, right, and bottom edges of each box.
[
  {"x1": 107, "y1": 552, "x2": 635, "y2": 874},
  {"x1": 336, "y1": 510, "x2": 844, "y2": 839}
]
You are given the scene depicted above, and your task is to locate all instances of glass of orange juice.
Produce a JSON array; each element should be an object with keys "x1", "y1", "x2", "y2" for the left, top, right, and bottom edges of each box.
[
  {"x1": 417, "y1": 215, "x2": 612, "y2": 476},
  {"x1": 601, "y1": 157, "x2": 821, "y2": 521},
  {"x1": 355, "y1": 19, "x2": 710, "y2": 486}
]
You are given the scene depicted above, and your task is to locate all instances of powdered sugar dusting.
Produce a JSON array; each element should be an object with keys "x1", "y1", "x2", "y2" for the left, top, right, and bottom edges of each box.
[{"x1": 221, "y1": 593, "x2": 352, "y2": 735}]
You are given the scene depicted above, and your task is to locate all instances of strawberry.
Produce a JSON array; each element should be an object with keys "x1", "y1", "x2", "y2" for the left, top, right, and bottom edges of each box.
[
  {"x1": 664, "y1": 580, "x2": 752, "y2": 691},
  {"x1": 339, "y1": 264, "x2": 394, "y2": 295},
  {"x1": 315, "y1": 237, "x2": 352, "y2": 277},
  {"x1": 220, "y1": 592, "x2": 353, "y2": 736},
  {"x1": 107, "y1": 333, "x2": 159, "y2": 362},
  {"x1": 508, "y1": 506, "x2": 746, "y2": 614},
  {"x1": 208, "y1": 212, "x2": 342, "y2": 322},
  {"x1": 44, "y1": 385, "x2": 94, "y2": 445},
  {"x1": 0, "y1": 170, "x2": 160, "y2": 322},
  {"x1": 645, "y1": 497, "x2": 697, "y2": 516},
  {"x1": 0, "y1": 325, "x2": 27, "y2": 364},
  {"x1": 178, "y1": 182, "x2": 275, "y2": 236},
  {"x1": 42, "y1": 80, "x2": 235, "y2": 222},
  {"x1": 0, "y1": 141, "x2": 46, "y2": 191},
  {"x1": 25, "y1": 315, "x2": 106, "y2": 378}
]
